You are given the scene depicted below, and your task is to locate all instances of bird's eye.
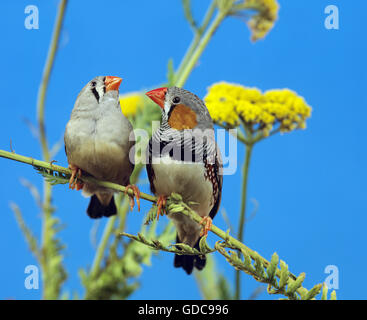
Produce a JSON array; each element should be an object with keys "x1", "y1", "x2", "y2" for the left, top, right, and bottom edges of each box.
[{"x1": 173, "y1": 96, "x2": 180, "y2": 104}]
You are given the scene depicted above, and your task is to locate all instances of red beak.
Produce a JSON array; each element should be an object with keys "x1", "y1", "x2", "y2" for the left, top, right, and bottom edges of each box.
[
  {"x1": 145, "y1": 87, "x2": 168, "y2": 109},
  {"x1": 105, "y1": 76, "x2": 122, "y2": 92}
]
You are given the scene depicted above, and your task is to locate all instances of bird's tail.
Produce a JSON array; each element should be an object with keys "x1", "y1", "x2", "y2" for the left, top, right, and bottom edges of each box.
[
  {"x1": 86, "y1": 195, "x2": 117, "y2": 219},
  {"x1": 174, "y1": 235, "x2": 206, "y2": 275}
]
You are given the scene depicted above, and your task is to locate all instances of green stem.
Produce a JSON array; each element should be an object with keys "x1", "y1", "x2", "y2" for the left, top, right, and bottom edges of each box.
[
  {"x1": 175, "y1": 1, "x2": 217, "y2": 82},
  {"x1": 237, "y1": 145, "x2": 253, "y2": 247},
  {"x1": 36, "y1": 0, "x2": 68, "y2": 300},
  {"x1": 37, "y1": 0, "x2": 67, "y2": 162},
  {"x1": 175, "y1": 10, "x2": 226, "y2": 87},
  {"x1": 89, "y1": 193, "x2": 130, "y2": 280},
  {"x1": 90, "y1": 216, "x2": 117, "y2": 278},
  {"x1": 111, "y1": 196, "x2": 131, "y2": 249},
  {"x1": 0, "y1": 150, "x2": 157, "y2": 203},
  {"x1": 235, "y1": 143, "x2": 253, "y2": 300},
  {"x1": 88, "y1": 161, "x2": 145, "y2": 279},
  {"x1": 216, "y1": 122, "x2": 249, "y2": 145}
]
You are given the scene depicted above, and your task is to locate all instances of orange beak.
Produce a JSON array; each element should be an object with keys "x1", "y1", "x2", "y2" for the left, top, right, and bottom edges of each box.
[
  {"x1": 105, "y1": 76, "x2": 122, "y2": 92},
  {"x1": 145, "y1": 87, "x2": 168, "y2": 109}
]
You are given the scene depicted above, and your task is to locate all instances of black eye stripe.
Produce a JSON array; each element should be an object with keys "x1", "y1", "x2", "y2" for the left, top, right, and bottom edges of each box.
[
  {"x1": 167, "y1": 104, "x2": 176, "y2": 118},
  {"x1": 102, "y1": 77, "x2": 106, "y2": 93},
  {"x1": 90, "y1": 80, "x2": 100, "y2": 102},
  {"x1": 91, "y1": 87, "x2": 100, "y2": 102}
]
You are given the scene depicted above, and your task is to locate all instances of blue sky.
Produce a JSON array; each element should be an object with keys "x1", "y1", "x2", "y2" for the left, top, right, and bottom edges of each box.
[{"x1": 0, "y1": 0, "x2": 366, "y2": 300}]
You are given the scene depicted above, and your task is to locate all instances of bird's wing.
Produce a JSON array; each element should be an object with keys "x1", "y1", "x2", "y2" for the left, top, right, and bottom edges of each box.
[
  {"x1": 208, "y1": 144, "x2": 223, "y2": 220},
  {"x1": 146, "y1": 138, "x2": 156, "y2": 194}
]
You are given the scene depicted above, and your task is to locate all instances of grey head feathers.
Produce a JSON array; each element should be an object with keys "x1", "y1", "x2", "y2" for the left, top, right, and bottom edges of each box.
[
  {"x1": 152, "y1": 87, "x2": 217, "y2": 163},
  {"x1": 162, "y1": 86, "x2": 214, "y2": 131},
  {"x1": 72, "y1": 76, "x2": 120, "y2": 114}
]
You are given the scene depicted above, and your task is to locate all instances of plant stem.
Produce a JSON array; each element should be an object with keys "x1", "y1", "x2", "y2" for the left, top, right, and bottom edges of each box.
[
  {"x1": 0, "y1": 150, "x2": 157, "y2": 203},
  {"x1": 175, "y1": 10, "x2": 226, "y2": 87},
  {"x1": 37, "y1": 0, "x2": 67, "y2": 162},
  {"x1": 235, "y1": 143, "x2": 253, "y2": 300},
  {"x1": 89, "y1": 191, "x2": 130, "y2": 280},
  {"x1": 175, "y1": 1, "x2": 217, "y2": 82},
  {"x1": 216, "y1": 122, "x2": 249, "y2": 145},
  {"x1": 90, "y1": 216, "x2": 117, "y2": 278},
  {"x1": 237, "y1": 145, "x2": 253, "y2": 247},
  {"x1": 36, "y1": 0, "x2": 68, "y2": 300},
  {"x1": 88, "y1": 161, "x2": 145, "y2": 280}
]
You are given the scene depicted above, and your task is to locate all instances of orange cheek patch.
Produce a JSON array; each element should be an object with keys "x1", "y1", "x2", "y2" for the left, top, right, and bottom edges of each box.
[{"x1": 168, "y1": 104, "x2": 198, "y2": 130}]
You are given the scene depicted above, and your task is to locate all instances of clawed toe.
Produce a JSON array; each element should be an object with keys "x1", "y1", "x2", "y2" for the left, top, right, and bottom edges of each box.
[
  {"x1": 125, "y1": 185, "x2": 141, "y2": 211},
  {"x1": 69, "y1": 165, "x2": 83, "y2": 190},
  {"x1": 156, "y1": 195, "x2": 167, "y2": 220},
  {"x1": 199, "y1": 216, "x2": 212, "y2": 237}
]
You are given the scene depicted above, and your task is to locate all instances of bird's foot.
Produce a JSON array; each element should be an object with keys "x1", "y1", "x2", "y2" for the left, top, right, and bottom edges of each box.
[
  {"x1": 199, "y1": 216, "x2": 213, "y2": 237},
  {"x1": 69, "y1": 164, "x2": 83, "y2": 190},
  {"x1": 156, "y1": 195, "x2": 167, "y2": 221},
  {"x1": 125, "y1": 185, "x2": 141, "y2": 211}
]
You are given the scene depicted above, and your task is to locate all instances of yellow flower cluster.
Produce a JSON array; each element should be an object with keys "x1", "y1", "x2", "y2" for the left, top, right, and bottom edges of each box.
[
  {"x1": 245, "y1": 0, "x2": 279, "y2": 41},
  {"x1": 119, "y1": 93, "x2": 145, "y2": 118},
  {"x1": 204, "y1": 82, "x2": 312, "y2": 136}
]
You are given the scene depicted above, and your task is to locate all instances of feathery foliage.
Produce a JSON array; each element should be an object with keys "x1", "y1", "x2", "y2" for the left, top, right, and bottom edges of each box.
[{"x1": 1, "y1": 0, "x2": 335, "y2": 300}]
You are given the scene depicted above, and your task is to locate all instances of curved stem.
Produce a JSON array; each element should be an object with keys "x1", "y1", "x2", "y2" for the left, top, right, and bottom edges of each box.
[
  {"x1": 216, "y1": 122, "x2": 249, "y2": 145},
  {"x1": 175, "y1": 1, "x2": 217, "y2": 82},
  {"x1": 175, "y1": 10, "x2": 226, "y2": 87},
  {"x1": 235, "y1": 143, "x2": 253, "y2": 300},
  {"x1": 37, "y1": 0, "x2": 67, "y2": 162}
]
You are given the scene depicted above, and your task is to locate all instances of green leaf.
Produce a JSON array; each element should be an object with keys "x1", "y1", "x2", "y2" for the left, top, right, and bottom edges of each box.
[
  {"x1": 175, "y1": 242, "x2": 197, "y2": 254},
  {"x1": 286, "y1": 272, "x2": 305, "y2": 295},
  {"x1": 144, "y1": 205, "x2": 158, "y2": 225},
  {"x1": 330, "y1": 290, "x2": 337, "y2": 300},
  {"x1": 242, "y1": 250, "x2": 254, "y2": 272},
  {"x1": 303, "y1": 284, "x2": 323, "y2": 300},
  {"x1": 199, "y1": 235, "x2": 215, "y2": 254},
  {"x1": 278, "y1": 260, "x2": 289, "y2": 290},
  {"x1": 33, "y1": 166, "x2": 69, "y2": 185},
  {"x1": 266, "y1": 252, "x2": 279, "y2": 283},
  {"x1": 321, "y1": 283, "x2": 328, "y2": 300},
  {"x1": 254, "y1": 256, "x2": 265, "y2": 279}
]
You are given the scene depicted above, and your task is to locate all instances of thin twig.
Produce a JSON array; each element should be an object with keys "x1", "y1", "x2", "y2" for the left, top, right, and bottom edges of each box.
[{"x1": 0, "y1": 149, "x2": 156, "y2": 203}]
